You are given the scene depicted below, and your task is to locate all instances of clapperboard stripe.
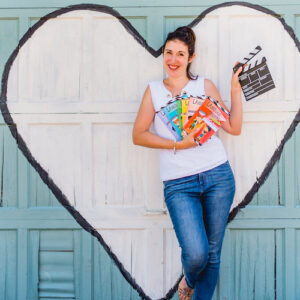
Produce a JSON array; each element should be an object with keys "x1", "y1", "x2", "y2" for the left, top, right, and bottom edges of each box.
[
  {"x1": 235, "y1": 47, "x2": 275, "y2": 101},
  {"x1": 233, "y1": 45, "x2": 262, "y2": 73}
]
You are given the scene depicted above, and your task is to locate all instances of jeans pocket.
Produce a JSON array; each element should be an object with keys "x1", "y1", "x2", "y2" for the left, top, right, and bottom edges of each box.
[
  {"x1": 163, "y1": 174, "x2": 198, "y2": 200},
  {"x1": 211, "y1": 161, "x2": 235, "y2": 183},
  {"x1": 163, "y1": 174, "x2": 197, "y2": 188}
]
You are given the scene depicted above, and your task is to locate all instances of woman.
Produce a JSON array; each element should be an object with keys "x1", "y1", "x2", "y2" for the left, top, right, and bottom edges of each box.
[{"x1": 132, "y1": 26, "x2": 243, "y2": 300}]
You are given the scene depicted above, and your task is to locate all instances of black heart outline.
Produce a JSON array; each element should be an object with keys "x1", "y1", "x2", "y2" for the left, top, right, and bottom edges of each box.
[{"x1": 0, "y1": 2, "x2": 299, "y2": 299}]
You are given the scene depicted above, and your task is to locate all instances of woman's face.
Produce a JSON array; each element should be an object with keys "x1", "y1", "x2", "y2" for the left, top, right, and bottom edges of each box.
[{"x1": 163, "y1": 39, "x2": 194, "y2": 79}]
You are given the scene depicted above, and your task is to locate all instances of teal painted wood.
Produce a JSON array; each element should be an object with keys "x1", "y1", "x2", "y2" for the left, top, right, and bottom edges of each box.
[
  {"x1": 0, "y1": 230, "x2": 17, "y2": 300},
  {"x1": 0, "y1": 125, "x2": 18, "y2": 207},
  {"x1": 1, "y1": 0, "x2": 300, "y2": 9},
  {"x1": 296, "y1": 230, "x2": 300, "y2": 300},
  {"x1": 275, "y1": 230, "x2": 284, "y2": 300},
  {"x1": 296, "y1": 127, "x2": 300, "y2": 206},
  {"x1": 0, "y1": 1, "x2": 299, "y2": 300},
  {"x1": 28, "y1": 230, "x2": 40, "y2": 300},
  {"x1": 93, "y1": 235, "x2": 142, "y2": 300},
  {"x1": 17, "y1": 228, "x2": 28, "y2": 300}
]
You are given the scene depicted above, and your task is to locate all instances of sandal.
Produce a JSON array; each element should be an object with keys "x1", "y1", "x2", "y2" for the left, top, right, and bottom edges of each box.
[{"x1": 178, "y1": 276, "x2": 194, "y2": 300}]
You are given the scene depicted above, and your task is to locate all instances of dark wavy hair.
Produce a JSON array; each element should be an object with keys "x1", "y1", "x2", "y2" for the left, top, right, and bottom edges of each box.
[{"x1": 162, "y1": 26, "x2": 197, "y2": 80}]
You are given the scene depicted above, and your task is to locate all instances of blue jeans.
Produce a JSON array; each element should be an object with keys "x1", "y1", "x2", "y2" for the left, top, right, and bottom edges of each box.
[{"x1": 163, "y1": 161, "x2": 235, "y2": 300}]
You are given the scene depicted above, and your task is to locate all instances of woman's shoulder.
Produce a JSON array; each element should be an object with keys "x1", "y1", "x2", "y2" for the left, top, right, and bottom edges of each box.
[{"x1": 203, "y1": 78, "x2": 218, "y2": 92}]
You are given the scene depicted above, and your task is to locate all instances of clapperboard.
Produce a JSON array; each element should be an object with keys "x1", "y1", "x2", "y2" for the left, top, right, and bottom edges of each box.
[{"x1": 233, "y1": 46, "x2": 275, "y2": 101}]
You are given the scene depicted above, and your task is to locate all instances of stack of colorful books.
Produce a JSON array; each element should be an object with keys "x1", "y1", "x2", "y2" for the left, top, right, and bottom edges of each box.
[{"x1": 156, "y1": 94, "x2": 230, "y2": 146}]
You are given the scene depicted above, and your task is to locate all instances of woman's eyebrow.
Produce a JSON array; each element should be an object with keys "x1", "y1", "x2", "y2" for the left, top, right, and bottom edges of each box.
[{"x1": 164, "y1": 49, "x2": 187, "y2": 54}]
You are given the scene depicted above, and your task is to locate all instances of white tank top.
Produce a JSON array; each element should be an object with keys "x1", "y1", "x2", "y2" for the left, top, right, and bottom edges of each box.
[{"x1": 149, "y1": 76, "x2": 228, "y2": 181}]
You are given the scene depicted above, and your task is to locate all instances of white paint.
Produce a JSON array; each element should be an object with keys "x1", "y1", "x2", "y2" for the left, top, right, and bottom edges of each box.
[{"x1": 5, "y1": 7, "x2": 299, "y2": 299}]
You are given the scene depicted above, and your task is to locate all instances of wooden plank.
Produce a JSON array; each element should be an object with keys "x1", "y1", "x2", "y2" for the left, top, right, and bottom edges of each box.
[
  {"x1": 39, "y1": 230, "x2": 73, "y2": 251},
  {"x1": 218, "y1": 229, "x2": 232, "y2": 300},
  {"x1": 0, "y1": 16, "x2": 19, "y2": 76},
  {"x1": 95, "y1": 238, "x2": 112, "y2": 300},
  {"x1": 164, "y1": 228, "x2": 181, "y2": 296},
  {"x1": 0, "y1": 126, "x2": 4, "y2": 208},
  {"x1": 0, "y1": 230, "x2": 17, "y2": 299},
  {"x1": 73, "y1": 230, "x2": 81, "y2": 300},
  {"x1": 17, "y1": 228, "x2": 27, "y2": 300},
  {"x1": 256, "y1": 161, "x2": 280, "y2": 206},
  {"x1": 79, "y1": 230, "x2": 92, "y2": 300},
  {"x1": 1, "y1": 0, "x2": 300, "y2": 9},
  {"x1": 39, "y1": 251, "x2": 75, "y2": 298},
  {"x1": 228, "y1": 219, "x2": 300, "y2": 229},
  {"x1": 17, "y1": 137, "x2": 29, "y2": 209},
  {"x1": 1, "y1": 205, "x2": 299, "y2": 220},
  {"x1": 0, "y1": 231, "x2": 6, "y2": 300},
  {"x1": 283, "y1": 131, "x2": 296, "y2": 208},
  {"x1": 275, "y1": 229, "x2": 284, "y2": 300},
  {"x1": 111, "y1": 259, "x2": 132, "y2": 300},
  {"x1": 28, "y1": 230, "x2": 39, "y2": 300},
  {"x1": 284, "y1": 228, "x2": 296, "y2": 300},
  {"x1": 0, "y1": 219, "x2": 82, "y2": 229},
  {"x1": 296, "y1": 229, "x2": 300, "y2": 298},
  {"x1": 296, "y1": 127, "x2": 300, "y2": 206},
  {"x1": 28, "y1": 161, "x2": 60, "y2": 207},
  {"x1": 230, "y1": 229, "x2": 275, "y2": 300},
  {"x1": 3, "y1": 125, "x2": 17, "y2": 207}
]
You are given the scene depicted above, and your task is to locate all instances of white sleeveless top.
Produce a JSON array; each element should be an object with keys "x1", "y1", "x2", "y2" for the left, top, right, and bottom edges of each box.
[{"x1": 149, "y1": 76, "x2": 228, "y2": 181}]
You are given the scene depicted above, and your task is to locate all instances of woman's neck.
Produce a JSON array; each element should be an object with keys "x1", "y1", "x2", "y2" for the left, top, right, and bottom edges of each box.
[
  {"x1": 164, "y1": 76, "x2": 190, "y2": 90},
  {"x1": 163, "y1": 76, "x2": 190, "y2": 97}
]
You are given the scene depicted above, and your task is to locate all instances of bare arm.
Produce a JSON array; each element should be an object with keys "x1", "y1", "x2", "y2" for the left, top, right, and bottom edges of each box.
[
  {"x1": 204, "y1": 66, "x2": 243, "y2": 135},
  {"x1": 132, "y1": 85, "x2": 196, "y2": 150}
]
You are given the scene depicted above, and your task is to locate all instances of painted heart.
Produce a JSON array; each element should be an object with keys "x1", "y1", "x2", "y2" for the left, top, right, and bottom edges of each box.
[{"x1": 1, "y1": 3, "x2": 299, "y2": 300}]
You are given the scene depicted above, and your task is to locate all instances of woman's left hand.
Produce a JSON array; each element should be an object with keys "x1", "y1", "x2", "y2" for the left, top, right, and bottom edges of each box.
[{"x1": 231, "y1": 62, "x2": 243, "y2": 95}]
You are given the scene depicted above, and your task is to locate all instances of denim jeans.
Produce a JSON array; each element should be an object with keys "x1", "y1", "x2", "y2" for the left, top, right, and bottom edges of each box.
[{"x1": 163, "y1": 161, "x2": 235, "y2": 300}]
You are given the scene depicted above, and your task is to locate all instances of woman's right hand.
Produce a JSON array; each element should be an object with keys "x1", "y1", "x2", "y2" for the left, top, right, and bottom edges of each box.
[{"x1": 177, "y1": 129, "x2": 198, "y2": 149}]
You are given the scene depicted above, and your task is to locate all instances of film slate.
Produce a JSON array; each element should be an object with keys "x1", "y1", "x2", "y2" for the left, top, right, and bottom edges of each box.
[{"x1": 233, "y1": 46, "x2": 275, "y2": 101}]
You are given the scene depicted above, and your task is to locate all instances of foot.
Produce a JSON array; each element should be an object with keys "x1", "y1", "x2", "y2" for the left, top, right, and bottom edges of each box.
[{"x1": 178, "y1": 276, "x2": 194, "y2": 300}]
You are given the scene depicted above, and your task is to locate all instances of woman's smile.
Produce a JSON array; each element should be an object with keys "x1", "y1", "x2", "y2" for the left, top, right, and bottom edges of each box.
[{"x1": 168, "y1": 64, "x2": 180, "y2": 71}]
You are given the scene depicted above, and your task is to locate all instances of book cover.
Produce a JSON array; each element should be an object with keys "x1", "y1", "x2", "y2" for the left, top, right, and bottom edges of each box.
[
  {"x1": 194, "y1": 121, "x2": 215, "y2": 145},
  {"x1": 182, "y1": 98, "x2": 212, "y2": 136},
  {"x1": 163, "y1": 101, "x2": 182, "y2": 140},
  {"x1": 176, "y1": 97, "x2": 183, "y2": 131},
  {"x1": 181, "y1": 96, "x2": 190, "y2": 127},
  {"x1": 156, "y1": 109, "x2": 181, "y2": 141},
  {"x1": 183, "y1": 97, "x2": 230, "y2": 145},
  {"x1": 202, "y1": 98, "x2": 230, "y2": 132},
  {"x1": 183, "y1": 96, "x2": 205, "y2": 127}
]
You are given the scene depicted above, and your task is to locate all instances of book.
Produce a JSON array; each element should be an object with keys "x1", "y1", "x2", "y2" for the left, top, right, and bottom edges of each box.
[
  {"x1": 183, "y1": 96, "x2": 205, "y2": 127},
  {"x1": 182, "y1": 98, "x2": 212, "y2": 136},
  {"x1": 180, "y1": 96, "x2": 190, "y2": 128},
  {"x1": 184, "y1": 97, "x2": 230, "y2": 145},
  {"x1": 163, "y1": 100, "x2": 182, "y2": 140},
  {"x1": 176, "y1": 97, "x2": 183, "y2": 131},
  {"x1": 156, "y1": 95, "x2": 230, "y2": 146},
  {"x1": 194, "y1": 121, "x2": 215, "y2": 145},
  {"x1": 157, "y1": 108, "x2": 181, "y2": 141}
]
